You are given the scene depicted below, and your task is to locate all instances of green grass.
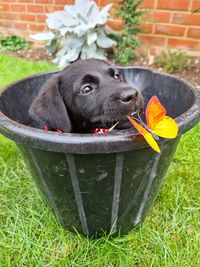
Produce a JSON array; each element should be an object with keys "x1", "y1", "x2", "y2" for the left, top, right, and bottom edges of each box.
[
  {"x1": 0, "y1": 53, "x2": 200, "y2": 266},
  {"x1": 0, "y1": 53, "x2": 56, "y2": 88}
]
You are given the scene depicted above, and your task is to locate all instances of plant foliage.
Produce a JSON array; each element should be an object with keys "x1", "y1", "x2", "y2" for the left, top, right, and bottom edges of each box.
[
  {"x1": 0, "y1": 35, "x2": 30, "y2": 51},
  {"x1": 30, "y1": 0, "x2": 115, "y2": 67},
  {"x1": 155, "y1": 50, "x2": 190, "y2": 73},
  {"x1": 114, "y1": 0, "x2": 144, "y2": 65}
]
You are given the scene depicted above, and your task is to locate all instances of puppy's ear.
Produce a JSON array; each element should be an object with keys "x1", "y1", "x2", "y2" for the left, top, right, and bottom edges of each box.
[{"x1": 29, "y1": 75, "x2": 72, "y2": 132}]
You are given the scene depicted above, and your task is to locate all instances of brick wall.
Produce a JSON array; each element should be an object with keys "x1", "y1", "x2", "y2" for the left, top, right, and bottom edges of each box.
[
  {"x1": 0, "y1": 0, "x2": 200, "y2": 56},
  {"x1": 139, "y1": 0, "x2": 200, "y2": 56}
]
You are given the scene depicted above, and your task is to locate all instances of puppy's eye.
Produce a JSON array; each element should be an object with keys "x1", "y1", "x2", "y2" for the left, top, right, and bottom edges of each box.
[
  {"x1": 81, "y1": 85, "x2": 93, "y2": 95},
  {"x1": 114, "y1": 73, "x2": 121, "y2": 81}
]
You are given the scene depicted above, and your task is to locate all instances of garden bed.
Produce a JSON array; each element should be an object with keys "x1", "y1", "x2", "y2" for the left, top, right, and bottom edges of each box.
[{"x1": 5, "y1": 47, "x2": 200, "y2": 89}]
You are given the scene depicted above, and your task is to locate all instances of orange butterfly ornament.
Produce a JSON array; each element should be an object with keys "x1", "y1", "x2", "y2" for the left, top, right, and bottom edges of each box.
[{"x1": 128, "y1": 96, "x2": 178, "y2": 153}]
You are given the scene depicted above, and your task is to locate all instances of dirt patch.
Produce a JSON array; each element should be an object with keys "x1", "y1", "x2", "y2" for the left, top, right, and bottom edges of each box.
[{"x1": 11, "y1": 47, "x2": 53, "y2": 61}]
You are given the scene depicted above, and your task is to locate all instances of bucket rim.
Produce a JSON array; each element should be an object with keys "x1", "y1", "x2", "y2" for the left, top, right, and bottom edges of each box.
[{"x1": 0, "y1": 67, "x2": 199, "y2": 154}]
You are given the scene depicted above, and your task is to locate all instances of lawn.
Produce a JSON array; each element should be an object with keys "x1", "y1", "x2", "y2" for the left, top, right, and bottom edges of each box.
[{"x1": 0, "y1": 54, "x2": 199, "y2": 267}]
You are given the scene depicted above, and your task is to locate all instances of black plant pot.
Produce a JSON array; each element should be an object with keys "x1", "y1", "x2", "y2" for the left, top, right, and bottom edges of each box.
[{"x1": 0, "y1": 67, "x2": 200, "y2": 237}]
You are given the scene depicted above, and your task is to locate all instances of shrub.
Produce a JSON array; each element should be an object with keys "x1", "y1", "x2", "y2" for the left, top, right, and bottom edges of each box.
[
  {"x1": 0, "y1": 35, "x2": 30, "y2": 51},
  {"x1": 30, "y1": 0, "x2": 116, "y2": 67},
  {"x1": 114, "y1": 0, "x2": 144, "y2": 65},
  {"x1": 155, "y1": 50, "x2": 190, "y2": 73}
]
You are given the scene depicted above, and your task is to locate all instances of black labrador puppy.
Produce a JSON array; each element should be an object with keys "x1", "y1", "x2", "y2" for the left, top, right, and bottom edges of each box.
[{"x1": 29, "y1": 59, "x2": 144, "y2": 133}]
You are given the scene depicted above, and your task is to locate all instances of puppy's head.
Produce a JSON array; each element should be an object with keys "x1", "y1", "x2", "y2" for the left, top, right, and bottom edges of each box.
[{"x1": 29, "y1": 59, "x2": 144, "y2": 133}]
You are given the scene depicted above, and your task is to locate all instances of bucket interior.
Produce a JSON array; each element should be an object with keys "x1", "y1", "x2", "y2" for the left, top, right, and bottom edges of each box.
[{"x1": 0, "y1": 68, "x2": 195, "y2": 128}]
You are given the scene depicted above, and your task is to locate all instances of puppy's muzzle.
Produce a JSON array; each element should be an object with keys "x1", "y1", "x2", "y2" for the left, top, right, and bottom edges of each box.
[
  {"x1": 117, "y1": 87, "x2": 144, "y2": 111},
  {"x1": 119, "y1": 88, "x2": 138, "y2": 104}
]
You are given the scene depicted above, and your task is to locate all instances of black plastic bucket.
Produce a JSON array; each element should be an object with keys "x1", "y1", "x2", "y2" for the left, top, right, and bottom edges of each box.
[{"x1": 0, "y1": 67, "x2": 200, "y2": 237}]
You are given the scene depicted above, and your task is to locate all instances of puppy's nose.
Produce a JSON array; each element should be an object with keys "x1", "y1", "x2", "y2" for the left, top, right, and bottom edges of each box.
[{"x1": 119, "y1": 89, "x2": 138, "y2": 104}]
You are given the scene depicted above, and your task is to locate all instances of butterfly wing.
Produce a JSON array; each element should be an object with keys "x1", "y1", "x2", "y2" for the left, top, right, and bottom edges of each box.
[
  {"x1": 146, "y1": 96, "x2": 178, "y2": 139},
  {"x1": 146, "y1": 96, "x2": 166, "y2": 129},
  {"x1": 152, "y1": 116, "x2": 178, "y2": 138},
  {"x1": 128, "y1": 116, "x2": 160, "y2": 153}
]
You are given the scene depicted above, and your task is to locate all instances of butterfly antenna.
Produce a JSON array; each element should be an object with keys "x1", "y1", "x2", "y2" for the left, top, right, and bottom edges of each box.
[
  {"x1": 129, "y1": 109, "x2": 143, "y2": 123},
  {"x1": 137, "y1": 109, "x2": 143, "y2": 122}
]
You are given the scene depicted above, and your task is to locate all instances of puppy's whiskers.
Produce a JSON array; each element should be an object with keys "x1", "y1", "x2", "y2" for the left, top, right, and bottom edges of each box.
[
  {"x1": 101, "y1": 110, "x2": 108, "y2": 129},
  {"x1": 101, "y1": 104, "x2": 111, "y2": 128}
]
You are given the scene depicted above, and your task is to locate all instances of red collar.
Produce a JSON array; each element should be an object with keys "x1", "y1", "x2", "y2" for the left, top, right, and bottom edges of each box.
[
  {"x1": 43, "y1": 125, "x2": 63, "y2": 133},
  {"x1": 92, "y1": 128, "x2": 108, "y2": 134},
  {"x1": 43, "y1": 125, "x2": 108, "y2": 134}
]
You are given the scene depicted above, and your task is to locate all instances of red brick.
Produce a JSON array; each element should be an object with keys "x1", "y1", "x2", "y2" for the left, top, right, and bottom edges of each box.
[
  {"x1": 2, "y1": 12, "x2": 18, "y2": 20},
  {"x1": 44, "y1": 5, "x2": 55, "y2": 13},
  {"x1": 35, "y1": 0, "x2": 53, "y2": 3},
  {"x1": 94, "y1": 0, "x2": 100, "y2": 5},
  {"x1": 168, "y1": 38, "x2": 200, "y2": 50},
  {"x1": 140, "y1": 0, "x2": 155, "y2": 9},
  {"x1": 45, "y1": 5, "x2": 63, "y2": 12},
  {"x1": 172, "y1": 13, "x2": 200, "y2": 26},
  {"x1": 18, "y1": 0, "x2": 34, "y2": 2},
  {"x1": 54, "y1": 0, "x2": 74, "y2": 4},
  {"x1": 99, "y1": 0, "x2": 118, "y2": 6},
  {"x1": 14, "y1": 22, "x2": 29, "y2": 30},
  {"x1": 187, "y1": 27, "x2": 200, "y2": 39},
  {"x1": 157, "y1": 0, "x2": 190, "y2": 11},
  {"x1": 29, "y1": 23, "x2": 46, "y2": 31},
  {"x1": 1, "y1": 0, "x2": 16, "y2": 2},
  {"x1": 144, "y1": 11, "x2": 171, "y2": 23},
  {"x1": 140, "y1": 23, "x2": 153, "y2": 33},
  {"x1": 100, "y1": 0, "x2": 120, "y2": 7},
  {"x1": 19, "y1": 13, "x2": 36, "y2": 22},
  {"x1": 155, "y1": 24, "x2": 185, "y2": 36},
  {"x1": 138, "y1": 34, "x2": 166, "y2": 46},
  {"x1": 37, "y1": 14, "x2": 47, "y2": 23},
  {"x1": 11, "y1": 4, "x2": 26, "y2": 12},
  {"x1": 27, "y1": 4, "x2": 44, "y2": 13},
  {"x1": 0, "y1": 4, "x2": 10, "y2": 11},
  {"x1": 191, "y1": 0, "x2": 200, "y2": 11},
  {"x1": 107, "y1": 18, "x2": 123, "y2": 31},
  {"x1": 1, "y1": 20, "x2": 13, "y2": 27},
  {"x1": 100, "y1": 0, "x2": 111, "y2": 5}
]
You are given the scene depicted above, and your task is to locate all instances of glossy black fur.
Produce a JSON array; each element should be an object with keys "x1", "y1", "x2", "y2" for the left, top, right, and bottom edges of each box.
[{"x1": 29, "y1": 59, "x2": 144, "y2": 133}]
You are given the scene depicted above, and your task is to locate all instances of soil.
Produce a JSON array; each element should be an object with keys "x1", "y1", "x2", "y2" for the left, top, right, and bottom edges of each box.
[
  {"x1": 8, "y1": 47, "x2": 200, "y2": 89},
  {"x1": 11, "y1": 47, "x2": 53, "y2": 61}
]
